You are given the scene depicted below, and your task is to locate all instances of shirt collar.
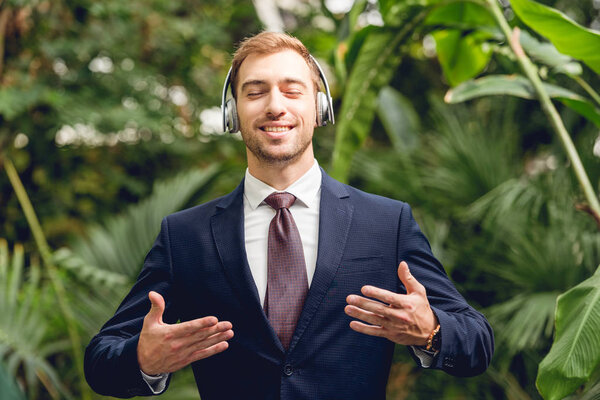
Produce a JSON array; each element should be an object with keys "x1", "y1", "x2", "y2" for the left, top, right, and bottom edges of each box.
[{"x1": 244, "y1": 159, "x2": 321, "y2": 210}]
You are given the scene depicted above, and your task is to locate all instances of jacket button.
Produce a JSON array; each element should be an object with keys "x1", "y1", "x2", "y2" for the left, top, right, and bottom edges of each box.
[
  {"x1": 283, "y1": 364, "x2": 293, "y2": 376},
  {"x1": 443, "y1": 357, "x2": 455, "y2": 368}
]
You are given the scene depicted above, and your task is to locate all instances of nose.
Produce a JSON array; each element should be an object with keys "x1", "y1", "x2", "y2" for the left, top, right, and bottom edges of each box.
[{"x1": 265, "y1": 89, "x2": 286, "y2": 119}]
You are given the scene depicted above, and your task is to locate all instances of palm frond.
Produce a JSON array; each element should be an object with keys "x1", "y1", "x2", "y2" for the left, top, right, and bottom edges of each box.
[
  {"x1": 486, "y1": 292, "x2": 557, "y2": 359},
  {"x1": 0, "y1": 239, "x2": 72, "y2": 399},
  {"x1": 70, "y1": 164, "x2": 222, "y2": 278},
  {"x1": 420, "y1": 98, "x2": 522, "y2": 210}
]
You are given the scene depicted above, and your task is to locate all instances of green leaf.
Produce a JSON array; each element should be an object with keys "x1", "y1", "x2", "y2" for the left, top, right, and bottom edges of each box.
[
  {"x1": 379, "y1": 0, "x2": 441, "y2": 26},
  {"x1": 433, "y1": 29, "x2": 493, "y2": 86},
  {"x1": 518, "y1": 29, "x2": 582, "y2": 75},
  {"x1": 445, "y1": 75, "x2": 600, "y2": 128},
  {"x1": 537, "y1": 265, "x2": 600, "y2": 400},
  {"x1": 0, "y1": 87, "x2": 66, "y2": 121},
  {"x1": 425, "y1": 1, "x2": 496, "y2": 29},
  {"x1": 0, "y1": 362, "x2": 25, "y2": 400},
  {"x1": 331, "y1": 9, "x2": 427, "y2": 181},
  {"x1": 510, "y1": 0, "x2": 600, "y2": 74},
  {"x1": 376, "y1": 86, "x2": 421, "y2": 152}
]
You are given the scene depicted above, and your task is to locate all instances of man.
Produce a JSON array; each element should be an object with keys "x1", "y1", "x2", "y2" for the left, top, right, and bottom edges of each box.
[{"x1": 84, "y1": 32, "x2": 493, "y2": 399}]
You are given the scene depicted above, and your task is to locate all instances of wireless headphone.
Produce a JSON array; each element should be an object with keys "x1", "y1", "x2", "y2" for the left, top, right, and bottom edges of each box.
[{"x1": 221, "y1": 54, "x2": 335, "y2": 133}]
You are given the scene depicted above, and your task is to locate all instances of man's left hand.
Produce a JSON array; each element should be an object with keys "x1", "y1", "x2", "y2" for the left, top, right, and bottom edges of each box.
[{"x1": 344, "y1": 261, "x2": 437, "y2": 346}]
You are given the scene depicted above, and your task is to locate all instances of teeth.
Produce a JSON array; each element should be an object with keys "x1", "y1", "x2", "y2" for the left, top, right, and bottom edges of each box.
[{"x1": 263, "y1": 126, "x2": 291, "y2": 132}]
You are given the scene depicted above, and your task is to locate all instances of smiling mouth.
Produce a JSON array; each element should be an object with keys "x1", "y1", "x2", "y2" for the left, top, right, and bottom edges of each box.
[{"x1": 261, "y1": 126, "x2": 293, "y2": 132}]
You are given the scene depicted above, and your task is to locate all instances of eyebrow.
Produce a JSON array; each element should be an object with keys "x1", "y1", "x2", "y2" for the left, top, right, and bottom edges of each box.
[{"x1": 240, "y1": 78, "x2": 308, "y2": 93}]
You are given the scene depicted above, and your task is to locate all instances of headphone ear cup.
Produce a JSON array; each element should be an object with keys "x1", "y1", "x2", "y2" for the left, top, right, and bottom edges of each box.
[
  {"x1": 226, "y1": 98, "x2": 239, "y2": 133},
  {"x1": 316, "y1": 92, "x2": 329, "y2": 127}
]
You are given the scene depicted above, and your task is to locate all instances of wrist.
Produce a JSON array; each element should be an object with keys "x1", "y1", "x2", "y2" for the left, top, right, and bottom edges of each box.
[{"x1": 424, "y1": 324, "x2": 441, "y2": 352}]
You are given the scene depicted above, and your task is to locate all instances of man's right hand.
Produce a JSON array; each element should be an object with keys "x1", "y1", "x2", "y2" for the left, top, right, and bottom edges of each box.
[{"x1": 137, "y1": 291, "x2": 234, "y2": 376}]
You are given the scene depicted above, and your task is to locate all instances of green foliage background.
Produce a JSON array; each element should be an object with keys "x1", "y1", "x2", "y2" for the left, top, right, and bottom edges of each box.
[{"x1": 1, "y1": 0, "x2": 600, "y2": 399}]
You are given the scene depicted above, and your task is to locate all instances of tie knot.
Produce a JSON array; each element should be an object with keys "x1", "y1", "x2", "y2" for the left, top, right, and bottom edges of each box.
[{"x1": 264, "y1": 192, "x2": 296, "y2": 210}]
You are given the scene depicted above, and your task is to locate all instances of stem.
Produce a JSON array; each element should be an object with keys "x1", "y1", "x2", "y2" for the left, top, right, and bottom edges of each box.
[
  {"x1": 486, "y1": 0, "x2": 600, "y2": 221},
  {"x1": 3, "y1": 158, "x2": 92, "y2": 400},
  {"x1": 0, "y1": 6, "x2": 10, "y2": 80},
  {"x1": 573, "y1": 75, "x2": 600, "y2": 108}
]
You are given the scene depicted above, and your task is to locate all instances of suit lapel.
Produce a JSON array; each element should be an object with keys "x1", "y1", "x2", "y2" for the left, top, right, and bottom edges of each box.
[
  {"x1": 288, "y1": 170, "x2": 353, "y2": 352},
  {"x1": 210, "y1": 181, "x2": 285, "y2": 357}
]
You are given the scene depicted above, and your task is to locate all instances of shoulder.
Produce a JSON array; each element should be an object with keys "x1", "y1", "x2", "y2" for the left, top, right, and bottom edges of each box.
[
  {"x1": 322, "y1": 169, "x2": 408, "y2": 211},
  {"x1": 346, "y1": 184, "x2": 406, "y2": 209},
  {"x1": 163, "y1": 181, "x2": 243, "y2": 226}
]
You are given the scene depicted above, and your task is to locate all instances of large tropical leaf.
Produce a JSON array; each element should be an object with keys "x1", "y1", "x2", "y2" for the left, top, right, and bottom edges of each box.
[
  {"x1": 425, "y1": 1, "x2": 496, "y2": 29},
  {"x1": 445, "y1": 75, "x2": 600, "y2": 128},
  {"x1": 330, "y1": 8, "x2": 427, "y2": 182},
  {"x1": 376, "y1": 86, "x2": 421, "y2": 153},
  {"x1": 0, "y1": 239, "x2": 71, "y2": 399},
  {"x1": 424, "y1": 2, "x2": 497, "y2": 86},
  {"x1": 537, "y1": 265, "x2": 600, "y2": 400},
  {"x1": 378, "y1": 0, "x2": 444, "y2": 27},
  {"x1": 518, "y1": 29, "x2": 582, "y2": 76},
  {"x1": 433, "y1": 29, "x2": 494, "y2": 86},
  {"x1": 509, "y1": 0, "x2": 600, "y2": 74}
]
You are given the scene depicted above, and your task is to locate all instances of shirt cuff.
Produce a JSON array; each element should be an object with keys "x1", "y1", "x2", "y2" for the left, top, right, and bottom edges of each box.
[
  {"x1": 140, "y1": 370, "x2": 169, "y2": 394},
  {"x1": 410, "y1": 346, "x2": 437, "y2": 368}
]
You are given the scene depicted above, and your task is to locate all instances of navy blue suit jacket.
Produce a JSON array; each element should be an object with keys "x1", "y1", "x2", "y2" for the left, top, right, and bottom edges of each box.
[{"x1": 84, "y1": 170, "x2": 494, "y2": 399}]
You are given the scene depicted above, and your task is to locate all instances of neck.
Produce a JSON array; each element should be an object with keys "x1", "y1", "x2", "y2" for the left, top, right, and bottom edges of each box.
[{"x1": 247, "y1": 150, "x2": 315, "y2": 190}]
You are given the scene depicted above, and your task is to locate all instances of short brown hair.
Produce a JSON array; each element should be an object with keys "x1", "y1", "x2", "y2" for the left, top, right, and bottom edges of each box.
[{"x1": 230, "y1": 31, "x2": 320, "y2": 99}]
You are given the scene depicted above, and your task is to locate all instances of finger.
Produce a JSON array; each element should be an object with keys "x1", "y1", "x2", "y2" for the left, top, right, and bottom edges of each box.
[
  {"x1": 169, "y1": 341, "x2": 231, "y2": 372},
  {"x1": 147, "y1": 291, "x2": 165, "y2": 324},
  {"x1": 187, "y1": 340, "x2": 231, "y2": 364},
  {"x1": 173, "y1": 321, "x2": 233, "y2": 349},
  {"x1": 346, "y1": 295, "x2": 393, "y2": 318},
  {"x1": 169, "y1": 318, "x2": 229, "y2": 338},
  {"x1": 187, "y1": 329, "x2": 234, "y2": 354},
  {"x1": 397, "y1": 261, "x2": 425, "y2": 295},
  {"x1": 344, "y1": 305, "x2": 386, "y2": 327},
  {"x1": 360, "y1": 285, "x2": 403, "y2": 308},
  {"x1": 348, "y1": 320, "x2": 386, "y2": 338}
]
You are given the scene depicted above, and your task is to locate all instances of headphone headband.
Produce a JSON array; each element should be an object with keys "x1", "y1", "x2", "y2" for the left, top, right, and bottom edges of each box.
[{"x1": 221, "y1": 54, "x2": 334, "y2": 133}]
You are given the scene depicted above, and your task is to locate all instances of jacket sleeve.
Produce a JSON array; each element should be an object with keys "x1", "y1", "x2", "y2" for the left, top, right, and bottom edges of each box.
[
  {"x1": 396, "y1": 203, "x2": 494, "y2": 377},
  {"x1": 84, "y1": 217, "x2": 178, "y2": 397}
]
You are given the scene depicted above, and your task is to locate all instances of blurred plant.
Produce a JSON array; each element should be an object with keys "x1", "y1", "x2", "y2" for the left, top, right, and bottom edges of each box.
[
  {"x1": 426, "y1": 0, "x2": 600, "y2": 398},
  {"x1": 0, "y1": 0, "x2": 256, "y2": 248},
  {"x1": 0, "y1": 361, "x2": 26, "y2": 400},
  {"x1": 3, "y1": 156, "x2": 92, "y2": 399},
  {"x1": 55, "y1": 164, "x2": 224, "y2": 337},
  {"x1": 0, "y1": 239, "x2": 71, "y2": 399}
]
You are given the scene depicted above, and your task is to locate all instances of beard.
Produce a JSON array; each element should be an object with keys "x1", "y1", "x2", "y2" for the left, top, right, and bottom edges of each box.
[{"x1": 240, "y1": 124, "x2": 313, "y2": 166}]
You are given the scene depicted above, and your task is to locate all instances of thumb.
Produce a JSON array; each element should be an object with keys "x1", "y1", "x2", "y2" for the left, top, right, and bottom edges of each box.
[
  {"x1": 146, "y1": 291, "x2": 165, "y2": 324},
  {"x1": 397, "y1": 261, "x2": 423, "y2": 295}
]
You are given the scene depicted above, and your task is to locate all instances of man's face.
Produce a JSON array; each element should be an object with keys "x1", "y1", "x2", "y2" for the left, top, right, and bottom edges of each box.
[{"x1": 235, "y1": 50, "x2": 317, "y2": 166}]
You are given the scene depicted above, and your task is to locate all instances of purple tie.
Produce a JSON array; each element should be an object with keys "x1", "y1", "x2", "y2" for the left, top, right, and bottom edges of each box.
[{"x1": 263, "y1": 192, "x2": 308, "y2": 350}]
